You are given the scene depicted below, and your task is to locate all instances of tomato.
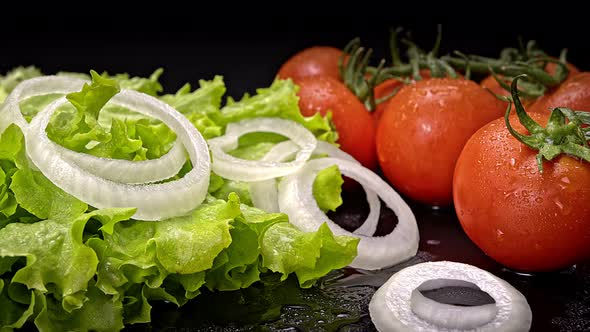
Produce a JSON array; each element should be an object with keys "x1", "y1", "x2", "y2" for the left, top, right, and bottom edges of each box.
[
  {"x1": 376, "y1": 78, "x2": 505, "y2": 206},
  {"x1": 453, "y1": 112, "x2": 590, "y2": 271},
  {"x1": 277, "y1": 46, "x2": 344, "y2": 82},
  {"x1": 373, "y1": 79, "x2": 404, "y2": 122},
  {"x1": 295, "y1": 76, "x2": 377, "y2": 169},
  {"x1": 373, "y1": 70, "x2": 463, "y2": 123},
  {"x1": 530, "y1": 72, "x2": 590, "y2": 114},
  {"x1": 544, "y1": 61, "x2": 579, "y2": 78},
  {"x1": 480, "y1": 75, "x2": 511, "y2": 97}
]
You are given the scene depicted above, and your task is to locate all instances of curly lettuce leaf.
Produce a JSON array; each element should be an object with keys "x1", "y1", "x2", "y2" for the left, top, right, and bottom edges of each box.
[
  {"x1": 0, "y1": 125, "x2": 87, "y2": 221},
  {"x1": 33, "y1": 284, "x2": 124, "y2": 332},
  {"x1": 0, "y1": 66, "x2": 43, "y2": 103},
  {"x1": 46, "y1": 71, "x2": 119, "y2": 152},
  {"x1": 0, "y1": 279, "x2": 36, "y2": 332},
  {"x1": 261, "y1": 222, "x2": 358, "y2": 288},
  {"x1": 107, "y1": 68, "x2": 163, "y2": 96},
  {"x1": 313, "y1": 165, "x2": 344, "y2": 213},
  {"x1": 160, "y1": 76, "x2": 226, "y2": 139},
  {"x1": 0, "y1": 216, "x2": 98, "y2": 312}
]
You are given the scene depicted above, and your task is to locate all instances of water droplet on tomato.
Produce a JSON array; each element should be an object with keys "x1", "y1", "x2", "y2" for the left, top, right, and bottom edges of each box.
[
  {"x1": 554, "y1": 198, "x2": 564, "y2": 211},
  {"x1": 496, "y1": 229, "x2": 505, "y2": 241},
  {"x1": 561, "y1": 176, "x2": 571, "y2": 184},
  {"x1": 535, "y1": 197, "x2": 543, "y2": 203},
  {"x1": 509, "y1": 158, "x2": 516, "y2": 166}
]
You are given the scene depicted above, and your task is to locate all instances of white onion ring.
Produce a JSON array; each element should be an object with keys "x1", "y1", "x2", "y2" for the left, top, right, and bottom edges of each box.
[
  {"x1": 0, "y1": 76, "x2": 186, "y2": 184},
  {"x1": 26, "y1": 90, "x2": 210, "y2": 221},
  {"x1": 249, "y1": 140, "x2": 380, "y2": 236},
  {"x1": 278, "y1": 157, "x2": 418, "y2": 270},
  {"x1": 249, "y1": 141, "x2": 299, "y2": 213},
  {"x1": 208, "y1": 118, "x2": 317, "y2": 182},
  {"x1": 369, "y1": 261, "x2": 532, "y2": 332}
]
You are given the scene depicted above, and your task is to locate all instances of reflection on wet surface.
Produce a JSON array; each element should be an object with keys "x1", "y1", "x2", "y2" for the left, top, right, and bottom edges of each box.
[{"x1": 125, "y1": 189, "x2": 590, "y2": 332}]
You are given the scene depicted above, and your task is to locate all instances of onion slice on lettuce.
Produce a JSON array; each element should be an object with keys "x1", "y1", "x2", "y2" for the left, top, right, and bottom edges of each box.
[
  {"x1": 369, "y1": 261, "x2": 532, "y2": 332},
  {"x1": 278, "y1": 157, "x2": 418, "y2": 270},
  {"x1": 208, "y1": 118, "x2": 317, "y2": 182},
  {"x1": 250, "y1": 140, "x2": 381, "y2": 237},
  {"x1": 25, "y1": 90, "x2": 210, "y2": 221},
  {"x1": 1, "y1": 76, "x2": 186, "y2": 184}
]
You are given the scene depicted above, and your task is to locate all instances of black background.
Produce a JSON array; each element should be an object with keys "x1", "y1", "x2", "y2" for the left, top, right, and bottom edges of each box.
[{"x1": 2, "y1": 24, "x2": 588, "y2": 97}]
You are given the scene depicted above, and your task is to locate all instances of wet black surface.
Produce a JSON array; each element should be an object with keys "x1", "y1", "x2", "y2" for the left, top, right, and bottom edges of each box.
[{"x1": 125, "y1": 191, "x2": 590, "y2": 332}]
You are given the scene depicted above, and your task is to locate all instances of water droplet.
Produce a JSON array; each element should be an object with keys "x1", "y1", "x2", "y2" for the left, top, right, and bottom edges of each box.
[
  {"x1": 427, "y1": 240, "x2": 441, "y2": 246},
  {"x1": 521, "y1": 190, "x2": 530, "y2": 198},
  {"x1": 535, "y1": 197, "x2": 543, "y2": 203},
  {"x1": 554, "y1": 198, "x2": 564, "y2": 211},
  {"x1": 496, "y1": 229, "x2": 505, "y2": 241},
  {"x1": 509, "y1": 158, "x2": 516, "y2": 166},
  {"x1": 561, "y1": 177, "x2": 571, "y2": 184}
]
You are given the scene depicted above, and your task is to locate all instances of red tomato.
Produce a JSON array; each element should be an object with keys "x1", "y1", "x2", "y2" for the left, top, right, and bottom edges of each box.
[
  {"x1": 480, "y1": 75, "x2": 511, "y2": 97},
  {"x1": 374, "y1": 70, "x2": 462, "y2": 123},
  {"x1": 376, "y1": 78, "x2": 505, "y2": 206},
  {"x1": 373, "y1": 79, "x2": 404, "y2": 122},
  {"x1": 530, "y1": 72, "x2": 590, "y2": 114},
  {"x1": 544, "y1": 61, "x2": 579, "y2": 78},
  {"x1": 296, "y1": 76, "x2": 377, "y2": 169},
  {"x1": 453, "y1": 112, "x2": 590, "y2": 271},
  {"x1": 277, "y1": 46, "x2": 344, "y2": 82}
]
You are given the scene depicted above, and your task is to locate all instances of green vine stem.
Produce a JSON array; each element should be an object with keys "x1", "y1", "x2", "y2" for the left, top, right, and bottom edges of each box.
[{"x1": 505, "y1": 75, "x2": 590, "y2": 172}]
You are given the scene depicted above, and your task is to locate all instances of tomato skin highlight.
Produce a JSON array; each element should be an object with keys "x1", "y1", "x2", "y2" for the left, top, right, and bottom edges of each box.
[
  {"x1": 296, "y1": 76, "x2": 377, "y2": 169},
  {"x1": 530, "y1": 72, "x2": 590, "y2": 114},
  {"x1": 453, "y1": 113, "x2": 590, "y2": 272},
  {"x1": 277, "y1": 46, "x2": 344, "y2": 82},
  {"x1": 376, "y1": 78, "x2": 505, "y2": 206}
]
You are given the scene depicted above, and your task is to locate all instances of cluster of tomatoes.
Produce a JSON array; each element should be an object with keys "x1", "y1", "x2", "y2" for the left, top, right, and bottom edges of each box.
[{"x1": 277, "y1": 45, "x2": 590, "y2": 273}]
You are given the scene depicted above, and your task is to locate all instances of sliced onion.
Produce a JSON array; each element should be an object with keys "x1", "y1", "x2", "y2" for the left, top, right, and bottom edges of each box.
[
  {"x1": 249, "y1": 139, "x2": 381, "y2": 235},
  {"x1": 0, "y1": 76, "x2": 87, "y2": 131},
  {"x1": 278, "y1": 157, "x2": 418, "y2": 270},
  {"x1": 208, "y1": 118, "x2": 317, "y2": 182},
  {"x1": 249, "y1": 141, "x2": 299, "y2": 213},
  {"x1": 1, "y1": 76, "x2": 186, "y2": 184},
  {"x1": 369, "y1": 261, "x2": 532, "y2": 332},
  {"x1": 56, "y1": 135, "x2": 186, "y2": 184},
  {"x1": 26, "y1": 90, "x2": 210, "y2": 221}
]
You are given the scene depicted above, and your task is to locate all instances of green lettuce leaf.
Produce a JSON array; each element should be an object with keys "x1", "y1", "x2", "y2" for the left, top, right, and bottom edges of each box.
[
  {"x1": 0, "y1": 124, "x2": 87, "y2": 222},
  {"x1": 160, "y1": 76, "x2": 226, "y2": 139},
  {"x1": 46, "y1": 71, "x2": 119, "y2": 152},
  {"x1": 0, "y1": 215, "x2": 98, "y2": 312},
  {"x1": 0, "y1": 66, "x2": 43, "y2": 103},
  {"x1": 107, "y1": 68, "x2": 163, "y2": 96},
  {"x1": 261, "y1": 222, "x2": 358, "y2": 288},
  {"x1": 313, "y1": 165, "x2": 344, "y2": 213},
  {"x1": 0, "y1": 279, "x2": 36, "y2": 332},
  {"x1": 10, "y1": 167, "x2": 88, "y2": 222},
  {"x1": 34, "y1": 283, "x2": 124, "y2": 332}
]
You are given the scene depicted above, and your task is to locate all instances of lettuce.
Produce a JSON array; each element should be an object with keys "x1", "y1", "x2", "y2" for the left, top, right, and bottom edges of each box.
[{"x1": 0, "y1": 68, "x2": 354, "y2": 332}]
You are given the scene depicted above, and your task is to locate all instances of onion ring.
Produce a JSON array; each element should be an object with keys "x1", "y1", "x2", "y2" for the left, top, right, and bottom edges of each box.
[
  {"x1": 278, "y1": 157, "x2": 418, "y2": 270},
  {"x1": 369, "y1": 261, "x2": 532, "y2": 331}
]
